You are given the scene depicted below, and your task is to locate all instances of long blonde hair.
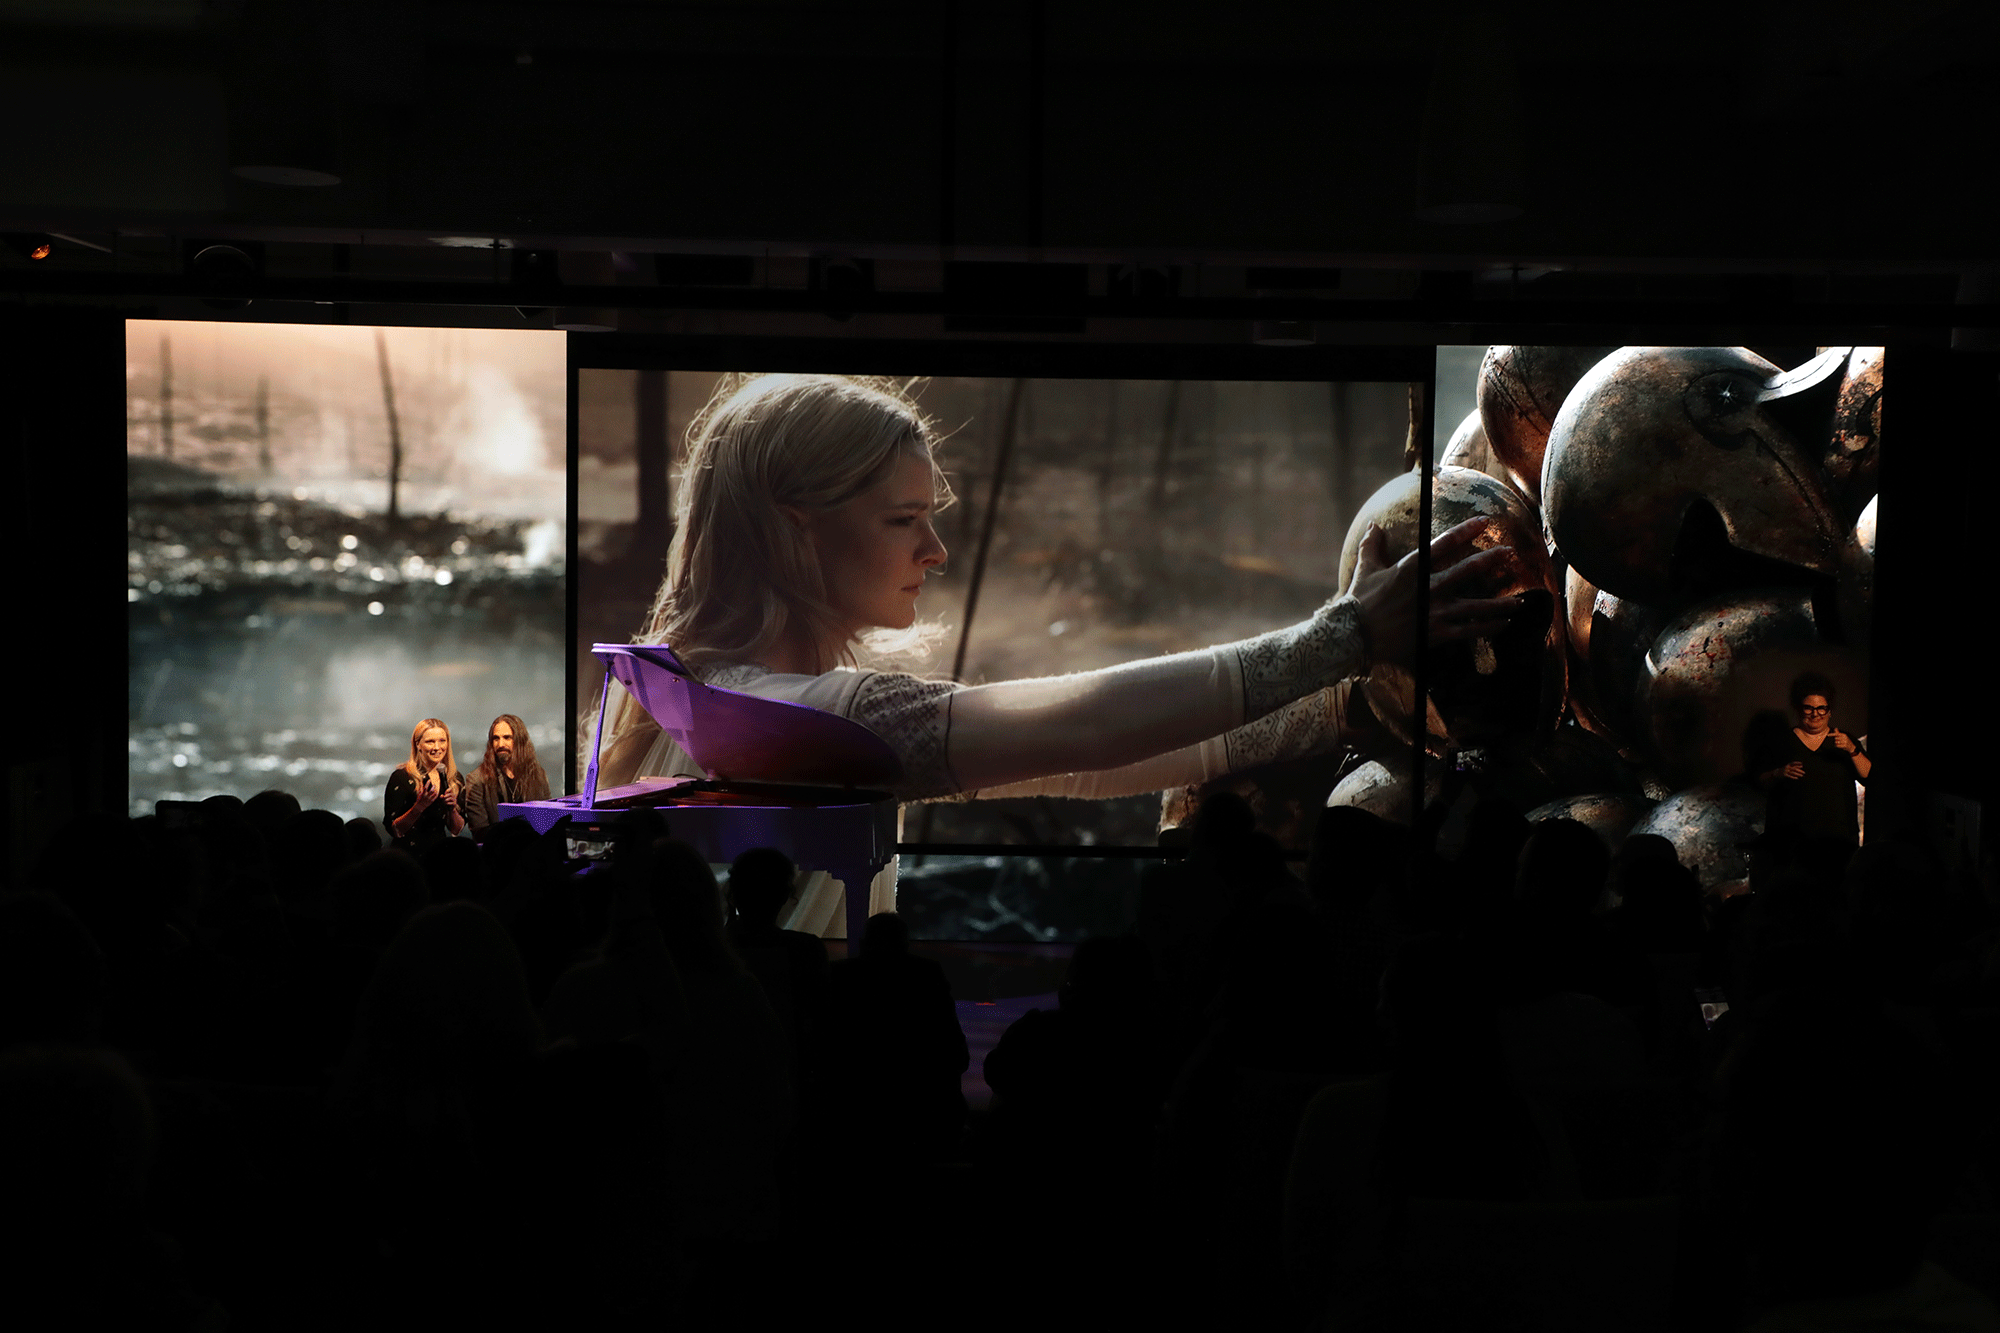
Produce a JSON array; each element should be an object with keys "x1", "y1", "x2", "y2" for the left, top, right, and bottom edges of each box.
[
  {"x1": 399, "y1": 717, "x2": 461, "y2": 788},
  {"x1": 598, "y1": 374, "x2": 952, "y2": 781}
]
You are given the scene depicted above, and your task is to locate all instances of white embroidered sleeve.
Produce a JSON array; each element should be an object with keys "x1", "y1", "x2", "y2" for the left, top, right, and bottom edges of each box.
[
  {"x1": 1234, "y1": 596, "x2": 1368, "y2": 717},
  {"x1": 845, "y1": 670, "x2": 965, "y2": 802}
]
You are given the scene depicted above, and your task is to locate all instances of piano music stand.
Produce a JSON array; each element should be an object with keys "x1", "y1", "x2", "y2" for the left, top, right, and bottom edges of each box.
[{"x1": 500, "y1": 644, "x2": 904, "y2": 945}]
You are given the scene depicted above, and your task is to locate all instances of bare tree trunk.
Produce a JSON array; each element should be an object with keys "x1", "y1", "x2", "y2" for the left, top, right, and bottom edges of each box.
[
  {"x1": 1149, "y1": 379, "x2": 1181, "y2": 513},
  {"x1": 375, "y1": 329, "x2": 404, "y2": 523},
  {"x1": 1329, "y1": 380, "x2": 1352, "y2": 535},
  {"x1": 960, "y1": 380, "x2": 1004, "y2": 547},
  {"x1": 255, "y1": 375, "x2": 270, "y2": 473},
  {"x1": 1248, "y1": 384, "x2": 1267, "y2": 553},
  {"x1": 159, "y1": 335, "x2": 173, "y2": 460},
  {"x1": 949, "y1": 377, "x2": 1026, "y2": 685},
  {"x1": 915, "y1": 376, "x2": 1028, "y2": 862},
  {"x1": 1098, "y1": 379, "x2": 1120, "y2": 541},
  {"x1": 635, "y1": 370, "x2": 671, "y2": 569}
]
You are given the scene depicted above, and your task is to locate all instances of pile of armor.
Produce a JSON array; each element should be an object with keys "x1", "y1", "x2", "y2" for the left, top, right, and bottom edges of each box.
[{"x1": 1329, "y1": 345, "x2": 1881, "y2": 892}]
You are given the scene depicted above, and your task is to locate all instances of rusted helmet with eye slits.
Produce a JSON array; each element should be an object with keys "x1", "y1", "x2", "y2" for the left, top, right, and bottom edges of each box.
[
  {"x1": 1541, "y1": 346, "x2": 1844, "y2": 605},
  {"x1": 1475, "y1": 344, "x2": 1617, "y2": 505}
]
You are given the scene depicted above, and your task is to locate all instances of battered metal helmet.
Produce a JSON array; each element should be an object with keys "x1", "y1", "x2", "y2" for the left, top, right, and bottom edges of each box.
[
  {"x1": 1541, "y1": 346, "x2": 1844, "y2": 604},
  {"x1": 1475, "y1": 344, "x2": 1617, "y2": 504},
  {"x1": 1325, "y1": 757, "x2": 1446, "y2": 825},
  {"x1": 1337, "y1": 465, "x2": 1565, "y2": 751},
  {"x1": 1825, "y1": 345, "x2": 1883, "y2": 524},
  {"x1": 1629, "y1": 783, "x2": 1766, "y2": 893},
  {"x1": 1564, "y1": 564, "x2": 1678, "y2": 756},
  {"x1": 1440, "y1": 407, "x2": 1517, "y2": 495},
  {"x1": 1835, "y1": 495, "x2": 1877, "y2": 651},
  {"x1": 1636, "y1": 589, "x2": 1862, "y2": 790},
  {"x1": 1526, "y1": 792, "x2": 1658, "y2": 853}
]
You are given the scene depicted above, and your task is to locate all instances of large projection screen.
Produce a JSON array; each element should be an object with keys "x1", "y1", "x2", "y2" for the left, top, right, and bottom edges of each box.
[{"x1": 576, "y1": 360, "x2": 1430, "y2": 939}]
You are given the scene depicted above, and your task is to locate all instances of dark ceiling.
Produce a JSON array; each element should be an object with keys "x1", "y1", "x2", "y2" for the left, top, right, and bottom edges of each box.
[{"x1": 3, "y1": 0, "x2": 1996, "y2": 340}]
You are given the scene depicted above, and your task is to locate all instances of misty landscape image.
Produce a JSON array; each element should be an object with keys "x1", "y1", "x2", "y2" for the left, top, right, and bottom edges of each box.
[{"x1": 127, "y1": 321, "x2": 567, "y2": 825}]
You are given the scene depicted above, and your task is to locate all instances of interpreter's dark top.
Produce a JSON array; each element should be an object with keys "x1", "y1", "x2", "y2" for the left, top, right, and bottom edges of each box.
[
  {"x1": 384, "y1": 767, "x2": 464, "y2": 849},
  {"x1": 464, "y1": 765, "x2": 551, "y2": 834},
  {"x1": 1763, "y1": 729, "x2": 1866, "y2": 846}
]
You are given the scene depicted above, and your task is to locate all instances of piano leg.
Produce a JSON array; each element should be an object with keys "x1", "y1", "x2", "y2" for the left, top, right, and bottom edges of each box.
[{"x1": 834, "y1": 862, "x2": 888, "y2": 949}]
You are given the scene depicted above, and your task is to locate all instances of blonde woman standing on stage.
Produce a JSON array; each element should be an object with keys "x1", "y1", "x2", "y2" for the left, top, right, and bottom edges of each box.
[{"x1": 385, "y1": 717, "x2": 466, "y2": 849}]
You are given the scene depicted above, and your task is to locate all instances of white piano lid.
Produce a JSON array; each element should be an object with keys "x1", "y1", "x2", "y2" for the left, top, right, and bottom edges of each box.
[{"x1": 595, "y1": 643, "x2": 903, "y2": 788}]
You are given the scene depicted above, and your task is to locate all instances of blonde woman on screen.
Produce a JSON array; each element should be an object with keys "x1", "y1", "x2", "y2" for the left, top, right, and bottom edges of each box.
[{"x1": 597, "y1": 374, "x2": 1516, "y2": 936}]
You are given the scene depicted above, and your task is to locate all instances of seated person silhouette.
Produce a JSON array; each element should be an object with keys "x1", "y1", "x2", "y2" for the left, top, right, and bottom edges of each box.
[
  {"x1": 817, "y1": 913, "x2": 968, "y2": 1161},
  {"x1": 725, "y1": 847, "x2": 830, "y2": 1078}
]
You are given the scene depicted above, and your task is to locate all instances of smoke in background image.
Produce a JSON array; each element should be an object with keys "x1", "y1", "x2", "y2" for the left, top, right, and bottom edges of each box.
[{"x1": 126, "y1": 321, "x2": 567, "y2": 825}]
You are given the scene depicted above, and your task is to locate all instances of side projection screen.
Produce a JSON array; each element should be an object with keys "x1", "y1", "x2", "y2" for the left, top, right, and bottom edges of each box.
[
  {"x1": 127, "y1": 321, "x2": 568, "y2": 824},
  {"x1": 1426, "y1": 344, "x2": 1879, "y2": 895}
]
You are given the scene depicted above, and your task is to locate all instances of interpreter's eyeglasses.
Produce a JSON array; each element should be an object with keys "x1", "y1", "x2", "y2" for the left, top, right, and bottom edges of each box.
[{"x1": 1800, "y1": 705, "x2": 1830, "y2": 715}]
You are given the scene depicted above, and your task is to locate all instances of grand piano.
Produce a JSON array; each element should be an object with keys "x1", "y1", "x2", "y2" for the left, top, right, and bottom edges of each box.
[{"x1": 499, "y1": 643, "x2": 902, "y2": 944}]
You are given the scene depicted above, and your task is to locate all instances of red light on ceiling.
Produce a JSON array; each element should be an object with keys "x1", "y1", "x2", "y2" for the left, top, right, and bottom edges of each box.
[{"x1": 29, "y1": 243, "x2": 51, "y2": 260}]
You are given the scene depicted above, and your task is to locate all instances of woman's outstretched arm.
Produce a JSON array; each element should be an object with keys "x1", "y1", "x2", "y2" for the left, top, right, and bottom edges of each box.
[
  {"x1": 876, "y1": 519, "x2": 1518, "y2": 799},
  {"x1": 612, "y1": 518, "x2": 1516, "y2": 798},
  {"x1": 939, "y1": 612, "x2": 1354, "y2": 792},
  {"x1": 963, "y1": 684, "x2": 1352, "y2": 802}
]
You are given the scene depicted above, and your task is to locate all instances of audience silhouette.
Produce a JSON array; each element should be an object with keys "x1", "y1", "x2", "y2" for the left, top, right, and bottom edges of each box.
[{"x1": 7, "y1": 779, "x2": 1996, "y2": 1329}]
